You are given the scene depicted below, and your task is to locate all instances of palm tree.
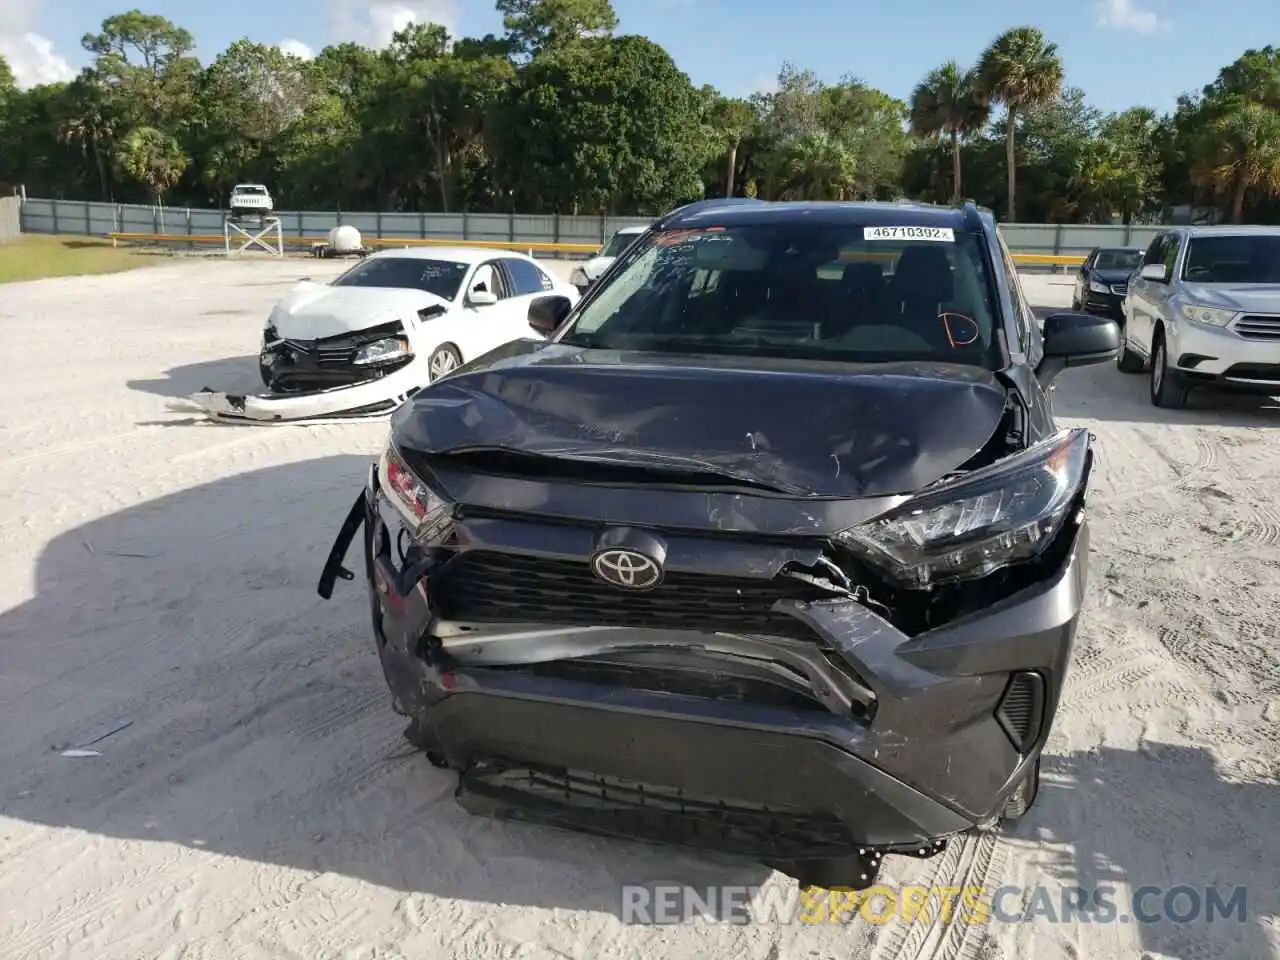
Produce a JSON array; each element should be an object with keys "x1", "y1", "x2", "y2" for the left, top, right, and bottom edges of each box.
[
  {"x1": 112, "y1": 126, "x2": 190, "y2": 205},
  {"x1": 908, "y1": 61, "x2": 989, "y2": 203},
  {"x1": 1193, "y1": 100, "x2": 1280, "y2": 223},
  {"x1": 58, "y1": 80, "x2": 118, "y2": 201},
  {"x1": 976, "y1": 27, "x2": 1064, "y2": 221},
  {"x1": 708, "y1": 96, "x2": 757, "y2": 197},
  {"x1": 777, "y1": 133, "x2": 857, "y2": 201}
]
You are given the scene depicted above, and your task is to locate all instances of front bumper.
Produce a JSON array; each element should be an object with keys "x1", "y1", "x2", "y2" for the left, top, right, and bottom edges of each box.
[
  {"x1": 325, "y1": 464, "x2": 1090, "y2": 880},
  {"x1": 1168, "y1": 315, "x2": 1280, "y2": 393},
  {"x1": 186, "y1": 359, "x2": 426, "y2": 423},
  {"x1": 1083, "y1": 288, "x2": 1126, "y2": 320}
]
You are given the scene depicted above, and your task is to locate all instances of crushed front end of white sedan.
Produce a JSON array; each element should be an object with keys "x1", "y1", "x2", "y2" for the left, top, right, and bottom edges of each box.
[{"x1": 186, "y1": 248, "x2": 579, "y2": 424}]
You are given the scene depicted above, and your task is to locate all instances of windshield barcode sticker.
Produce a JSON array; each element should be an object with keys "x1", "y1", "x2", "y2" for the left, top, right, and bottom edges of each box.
[{"x1": 864, "y1": 226, "x2": 955, "y2": 242}]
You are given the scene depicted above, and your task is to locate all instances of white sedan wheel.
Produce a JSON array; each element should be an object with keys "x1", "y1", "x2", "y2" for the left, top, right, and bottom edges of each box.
[{"x1": 428, "y1": 344, "x2": 462, "y2": 381}]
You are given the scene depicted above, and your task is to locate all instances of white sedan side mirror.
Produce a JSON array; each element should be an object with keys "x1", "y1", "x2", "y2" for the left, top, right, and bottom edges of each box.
[{"x1": 468, "y1": 289, "x2": 498, "y2": 306}]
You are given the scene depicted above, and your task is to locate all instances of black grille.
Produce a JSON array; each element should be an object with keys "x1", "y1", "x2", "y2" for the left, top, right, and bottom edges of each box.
[
  {"x1": 995, "y1": 671, "x2": 1045, "y2": 753},
  {"x1": 430, "y1": 550, "x2": 829, "y2": 639},
  {"x1": 262, "y1": 321, "x2": 408, "y2": 392},
  {"x1": 459, "y1": 761, "x2": 856, "y2": 860}
]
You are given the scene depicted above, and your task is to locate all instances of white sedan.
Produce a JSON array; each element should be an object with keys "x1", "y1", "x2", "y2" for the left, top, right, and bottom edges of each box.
[{"x1": 188, "y1": 246, "x2": 580, "y2": 423}]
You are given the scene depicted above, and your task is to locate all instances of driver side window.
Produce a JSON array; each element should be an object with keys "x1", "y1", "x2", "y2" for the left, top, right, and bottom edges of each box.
[
  {"x1": 1161, "y1": 234, "x2": 1181, "y2": 278},
  {"x1": 1143, "y1": 234, "x2": 1166, "y2": 266},
  {"x1": 469, "y1": 261, "x2": 509, "y2": 300}
]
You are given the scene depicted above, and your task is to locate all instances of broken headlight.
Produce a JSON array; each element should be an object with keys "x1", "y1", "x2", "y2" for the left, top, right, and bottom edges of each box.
[
  {"x1": 837, "y1": 429, "x2": 1090, "y2": 588},
  {"x1": 354, "y1": 336, "x2": 411, "y2": 365},
  {"x1": 377, "y1": 445, "x2": 452, "y2": 541}
]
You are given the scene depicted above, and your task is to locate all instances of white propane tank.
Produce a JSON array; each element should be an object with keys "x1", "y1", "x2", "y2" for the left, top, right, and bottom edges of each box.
[{"x1": 328, "y1": 225, "x2": 363, "y2": 253}]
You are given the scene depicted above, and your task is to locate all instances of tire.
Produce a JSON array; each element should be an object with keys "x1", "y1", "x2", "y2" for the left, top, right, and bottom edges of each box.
[
  {"x1": 1001, "y1": 756, "x2": 1040, "y2": 821},
  {"x1": 1116, "y1": 332, "x2": 1144, "y2": 373},
  {"x1": 427, "y1": 344, "x2": 462, "y2": 382},
  {"x1": 1150, "y1": 331, "x2": 1190, "y2": 409}
]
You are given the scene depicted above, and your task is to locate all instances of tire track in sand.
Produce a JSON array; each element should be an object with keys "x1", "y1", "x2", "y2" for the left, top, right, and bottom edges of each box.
[{"x1": 873, "y1": 829, "x2": 1006, "y2": 960}]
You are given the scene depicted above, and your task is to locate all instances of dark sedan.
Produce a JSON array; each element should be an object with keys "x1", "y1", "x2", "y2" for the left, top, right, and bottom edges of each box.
[{"x1": 1072, "y1": 246, "x2": 1145, "y2": 322}]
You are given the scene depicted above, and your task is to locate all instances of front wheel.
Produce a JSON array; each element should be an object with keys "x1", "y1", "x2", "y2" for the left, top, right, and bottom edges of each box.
[
  {"x1": 427, "y1": 344, "x2": 462, "y2": 382},
  {"x1": 1150, "y1": 334, "x2": 1190, "y2": 409},
  {"x1": 1116, "y1": 332, "x2": 1143, "y2": 373}
]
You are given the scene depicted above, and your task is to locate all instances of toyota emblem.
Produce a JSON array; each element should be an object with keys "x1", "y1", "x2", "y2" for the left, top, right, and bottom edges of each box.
[{"x1": 591, "y1": 548, "x2": 662, "y2": 590}]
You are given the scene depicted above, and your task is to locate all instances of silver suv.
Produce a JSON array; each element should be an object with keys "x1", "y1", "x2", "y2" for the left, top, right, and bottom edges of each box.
[{"x1": 1118, "y1": 225, "x2": 1280, "y2": 408}]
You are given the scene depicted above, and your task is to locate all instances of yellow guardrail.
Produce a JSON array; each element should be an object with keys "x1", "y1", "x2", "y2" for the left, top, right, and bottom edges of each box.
[{"x1": 104, "y1": 231, "x2": 1086, "y2": 266}]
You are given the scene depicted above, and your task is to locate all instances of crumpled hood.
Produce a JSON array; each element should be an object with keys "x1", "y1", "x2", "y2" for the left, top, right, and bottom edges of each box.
[
  {"x1": 1181, "y1": 283, "x2": 1280, "y2": 314},
  {"x1": 268, "y1": 284, "x2": 451, "y2": 340},
  {"x1": 390, "y1": 343, "x2": 1010, "y2": 499}
]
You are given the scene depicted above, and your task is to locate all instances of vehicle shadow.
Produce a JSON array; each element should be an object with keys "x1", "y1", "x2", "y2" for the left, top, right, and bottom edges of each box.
[
  {"x1": 126, "y1": 355, "x2": 262, "y2": 400},
  {"x1": 1049, "y1": 361, "x2": 1280, "y2": 427},
  {"x1": 1003, "y1": 745, "x2": 1278, "y2": 959},
  {"x1": 0, "y1": 456, "x2": 769, "y2": 924}
]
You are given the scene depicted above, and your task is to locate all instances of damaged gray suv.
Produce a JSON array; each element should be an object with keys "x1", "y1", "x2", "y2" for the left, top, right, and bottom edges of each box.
[{"x1": 318, "y1": 199, "x2": 1120, "y2": 889}]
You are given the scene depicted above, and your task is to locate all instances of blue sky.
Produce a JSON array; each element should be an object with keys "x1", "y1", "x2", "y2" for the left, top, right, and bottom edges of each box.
[{"x1": 1, "y1": 0, "x2": 1269, "y2": 115}]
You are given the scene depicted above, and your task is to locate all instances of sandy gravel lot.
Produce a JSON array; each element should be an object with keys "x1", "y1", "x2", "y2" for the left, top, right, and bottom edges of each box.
[{"x1": 0, "y1": 257, "x2": 1276, "y2": 960}]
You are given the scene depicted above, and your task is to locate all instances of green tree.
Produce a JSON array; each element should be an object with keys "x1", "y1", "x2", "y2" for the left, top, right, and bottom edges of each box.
[
  {"x1": 497, "y1": 34, "x2": 707, "y2": 213},
  {"x1": 706, "y1": 95, "x2": 756, "y2": 196},
  {"x1": 776, "y1": 132, "x2": 857, "y2": 200},
  {"x1": 497, "y1": 0, "x2": 618, "y2": 58},
  {"x1": 1192, "y1": 100, "x2": 1280, "y2": 223},
  {"x1": 0, "y1": 54, "x2": 15, "y2": 95},
  {"x1": 57, "y1": 76, "x2": 121, "y2": 201},
  {"x1": 378, "y1": 25, "x2": 515, "y2": 211},
  {"x1": 909, "y1": 61, "x2": 988, "y2": 202},
  {"x1": 81, "y1": 11, "x2": 200, "y2": 128},
  {"x1": 976, "y1": 26, "x2": 1064, "y2": 221},
  {"x1": 112, "y1": 124, "x2": 189, "y2": 203}
]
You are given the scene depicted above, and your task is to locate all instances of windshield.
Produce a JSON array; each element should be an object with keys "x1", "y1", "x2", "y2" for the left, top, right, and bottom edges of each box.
[
  {"x1": 234, "y1": 186, "x2": 266, "y2": 194},
  {"x1": 1094, "y1": 249, "x2": 1142, "y2": 271},
  {"x1": 332, "y1": 257, "x2": 470, "y2": 300},
  {"x1": 602, "y1": 231, "x2": 642, "y2": 258},
  {"x1": 1182, "y1": 235, "x2": 1280, "y2": 284},
  {"x1": 559, "y1": 222, "x2": 1003, "y2": 368}
]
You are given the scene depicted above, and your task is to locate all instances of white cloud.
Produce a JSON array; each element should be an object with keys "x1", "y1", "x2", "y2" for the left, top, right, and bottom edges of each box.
[
  {"x1": 329, "y1": 0, "x2": 460, "y2": 49},
  {"x1": 278, "y1": 38, "x2": 315, "y2": 60},
  {"x1": 0, "y1": 0, "x2": 76, "y2": 88},
  {"x1": 1094, "y1": 0, "x2": 1167, "y2": 34}
]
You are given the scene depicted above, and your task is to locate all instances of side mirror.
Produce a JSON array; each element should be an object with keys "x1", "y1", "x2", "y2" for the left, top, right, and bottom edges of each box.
[
  {"x1": 468, "y1": 289, "x2": 498, "y2": 307},
  {"x1": 528, "y1": 294, "x2": 573, "y2": 335},
  {"x1": 1036, "y1": 311, "x2": 1121, "y2": 385},
  {"x1": 1139, "y1": 263, "x2": 1168, "y2": 283}
]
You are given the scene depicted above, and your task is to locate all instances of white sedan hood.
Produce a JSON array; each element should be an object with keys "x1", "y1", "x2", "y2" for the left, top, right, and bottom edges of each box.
[{"x1": 269, "y1": 284, "x2": 452, "y2": 340}]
